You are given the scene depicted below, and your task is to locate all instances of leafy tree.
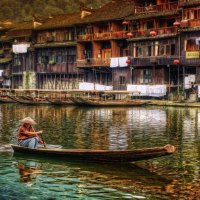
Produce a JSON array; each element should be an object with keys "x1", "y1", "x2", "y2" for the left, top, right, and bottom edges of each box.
[{"x1": 0, "y1": 0, "x2": 110, "y2": 21}]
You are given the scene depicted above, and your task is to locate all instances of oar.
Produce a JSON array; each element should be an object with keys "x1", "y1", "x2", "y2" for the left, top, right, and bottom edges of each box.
[{"x1": 40, "y1": 134, "x2": 46, "y2": 148}]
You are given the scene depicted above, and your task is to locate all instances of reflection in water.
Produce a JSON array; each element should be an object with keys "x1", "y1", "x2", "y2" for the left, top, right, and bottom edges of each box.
[
  {"x1": 10, "y1": 155, "x2": 174, "y2": 200},
  {"x1": 1, "y1": 104, "x2": 200, "y2": 199},
  {"x1": 17, "y1": 160, "x2": 42, "y2": 183}
]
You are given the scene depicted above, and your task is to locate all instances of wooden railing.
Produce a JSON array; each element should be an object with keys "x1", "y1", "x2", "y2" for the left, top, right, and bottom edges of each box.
[
  {"x1": 94, "y1": 32, "x2": 112, "y2": 40},
  {"x1": 135, "y1": 2, "x2": 178, "y2": 14},
  {"x1": 77, "y1": 58, "x2": 110, "y2": 67},
  {"x1": 181, "y1": 19, "x2": 200, "y2": 27},
  {"x1": 77, "y1": 34, "x2": 93, "y2": 41},
  {"x1": 179, "y1": 0, "x2": 200, "y2": 6},
  {"x1": 188, "y1": 19, "x2": 200, "y2": 27},
  {"x1": 131, "y1": 56, "x2": 179, "y2": 66},
  {"x1": 77, "y1": 31, "x2": 128, "y2": 41},
  {"x1": 112, "y1": 31, "x2": 128, "y2": 39},
  {"x1": 131, "y1": 27, "x2": 177, "y2": 38},
  {"x1": 36, "y1": 63, "x2": 76, "y2": 73}
]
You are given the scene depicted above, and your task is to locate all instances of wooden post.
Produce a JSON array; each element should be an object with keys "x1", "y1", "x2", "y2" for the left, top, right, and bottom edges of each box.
[{"x1": 178, "y1": 64, "x2": 180, "y2": 96}]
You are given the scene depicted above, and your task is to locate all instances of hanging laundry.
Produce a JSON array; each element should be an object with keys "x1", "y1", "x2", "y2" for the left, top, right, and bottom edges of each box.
[
  {"x1": 12, "y1": 43, "x2": 31, "y2": 54},
  {"x1": 119, "y1": 57, "x2": 128, "y2": 67},
  {"x1": 110, "y1": 58, "x2": 119, "y2": 68}
]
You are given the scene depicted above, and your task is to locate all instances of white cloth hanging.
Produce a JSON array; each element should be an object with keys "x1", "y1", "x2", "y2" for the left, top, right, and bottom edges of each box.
[
  {"x1": 110, "y1": 58, "x2": 119, "y2": 68},
  {"x1": 12, "y1": 43, "x2": 30, "y2": 54},
  {"x1": 119, "y1": 57, "x2": 128, "y2": 67}
]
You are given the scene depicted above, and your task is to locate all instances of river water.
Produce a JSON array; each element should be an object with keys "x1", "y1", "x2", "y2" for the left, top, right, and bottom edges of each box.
[{"x1": 0, "y1": 104, "x2": 200, "y2": 199}]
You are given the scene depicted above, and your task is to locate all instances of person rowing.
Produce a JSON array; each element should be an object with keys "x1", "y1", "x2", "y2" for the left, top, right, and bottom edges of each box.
[{"x1": 18, "y1": 117, "x2": 44, "y2": 149}]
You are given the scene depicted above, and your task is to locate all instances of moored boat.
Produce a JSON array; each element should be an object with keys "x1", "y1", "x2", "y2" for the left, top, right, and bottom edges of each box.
[
  {"x1": 46, "y1": 98, "x2": 74, "y2": 106},
  {"x1": 70, "y1": 97, "x2": 147, "y2": 107},
  {"x1": 7, "y1": 95, "x2": 49, "y2": 105},
  {"x1": 0, "y1": 96, "x2": 16, "y2": 103},
  {"x1": 11, "y1": 144, "x2": 175, "y2": 163}
]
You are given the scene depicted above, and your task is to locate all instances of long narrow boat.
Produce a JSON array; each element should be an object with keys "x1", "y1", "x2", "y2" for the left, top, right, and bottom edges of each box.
[
  {"x1": 70, "y1": 97, "x2": 147, "y2": 107},
  {"x1": 7, "y1": 95, "x2": 49, "y2": 105},
  {"x1": 46, "y1": 98, "x2": 74, "y2": 106},
  {"x1": 11, "y1": 144, "x2": 175, "y2": 163},
  {"x1": 0, "y1": 96, "x2": 16, "y2": 103}
]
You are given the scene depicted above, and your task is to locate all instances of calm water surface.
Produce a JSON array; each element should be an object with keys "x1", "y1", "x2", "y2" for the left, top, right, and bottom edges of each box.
[{"x1": 0, "y1": 104, "x2": 200, "y2": 199}]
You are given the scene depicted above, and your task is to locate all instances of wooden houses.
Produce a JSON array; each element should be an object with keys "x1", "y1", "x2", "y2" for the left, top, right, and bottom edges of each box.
[
  {"x1": 6, "y1": 20, "x2": 37, "y2": 89},
  {"x1": 127, "y1": 0, "x2": 182, "y2": 98},
  {"x1": 0, "y1": 21, "x2": 14, "y2": 88},
  {"x1": 34, "y1": 13, "x2": 83, "y2": 90},
  {"x1": 1, "y1": 0, "x2": 200, "y2": 101},
  {"x1": 76, "y1": 0, "x2": 139, "y2": 90},
  {"x1": 179, "y1": 0, "x2": 200, "y2": 99}
]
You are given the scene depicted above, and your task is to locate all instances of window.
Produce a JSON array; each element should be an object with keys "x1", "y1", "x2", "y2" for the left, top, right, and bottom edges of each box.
[
  {"x1": 143, "y1": 69, "x2": 152, "y2": 84},
  {"x1": 13, "y1": 54, "x2": 21, "y2": 66},
  {"x1": 119, "y1": 76, "x2": 126, "y2": 85},
  {"x1": 171, "y1": 44, "x2": 175, "y2": 55},
  {"x1": 186, "y1": 39, "x2": 199, "y2": 51},
  {"x1": 158, "y1": 43, "x2": 176, "y2": 56},
  {"x1": 136, "y1": 46, "x2": 143, "y2": 57}
]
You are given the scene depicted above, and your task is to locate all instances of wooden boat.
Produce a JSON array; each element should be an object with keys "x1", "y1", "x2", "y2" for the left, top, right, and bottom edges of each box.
[
  {"x1": 7, "y1": 95, "x2": 49, "y2": 105},
  {"x1": 11, "y1": 144, "x2": 175, "y2": 163},
  {"x1": 0, "y1": 96, "x2": 16, "y2": 103},
  {"x1": 46, "y1": 98, "x2": 74, "y2": 106},
  {"x1": 70, "y1": 97, "x2": 147, "y2": 107}
]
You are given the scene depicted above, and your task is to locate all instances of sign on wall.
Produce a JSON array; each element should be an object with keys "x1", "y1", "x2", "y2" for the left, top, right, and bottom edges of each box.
[{"x1": 186, "y1": 51, "x2": 200, "y2": 59}]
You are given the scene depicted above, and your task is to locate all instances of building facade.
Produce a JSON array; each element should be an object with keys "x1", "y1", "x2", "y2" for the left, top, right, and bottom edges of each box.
[{"x1": 0, "y1": 0, "x2": 200, "y2": 100}]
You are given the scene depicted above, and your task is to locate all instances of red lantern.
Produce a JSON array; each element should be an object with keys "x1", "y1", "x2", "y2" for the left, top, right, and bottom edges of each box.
[
  {"x1": 127, "y1": 32, "x2": 133, "y2": 38},
  {"x1": 122, "y1": 21, "x2": 129, "y2": 25},
  {"x1": 173, "y1": 21, "x2": 181, "y2": 27},
  {"x1": 150, "y1": 31, "x2": 157, "y2": 36},
  {"x1": 115, "y1": 32, "x2": 121, "y2": 37},
  {"x1": 126, "y1": 59, "x2": 131, "y2": 65},
  {"x1": 173, "y1": 59, "x2": 180, "y2": 65}
]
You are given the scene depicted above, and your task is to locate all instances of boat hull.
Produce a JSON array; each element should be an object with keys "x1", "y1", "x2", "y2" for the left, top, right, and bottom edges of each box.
[
  {"x1": 7, "y1": 96, "x2": 49, "y2": 105},
  {"x1": 11, "y1": 144, "x2": 175, "y2": 163},
  {"x1": 70, "y1": 97, "x2": 147, "y2": 107},
  {"x1": 46, "y1": 98, "x2": 74, "y2": 106}
]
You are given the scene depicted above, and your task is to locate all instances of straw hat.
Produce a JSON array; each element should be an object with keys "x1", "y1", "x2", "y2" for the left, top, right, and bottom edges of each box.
[{"x1": 20, "y1": 117, "x2": 37, "y2": 125}]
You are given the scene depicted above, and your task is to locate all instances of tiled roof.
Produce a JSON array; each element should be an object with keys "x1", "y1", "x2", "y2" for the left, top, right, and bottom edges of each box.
[
  {"x1": 0, "y1": 21, "x2": 15, "y2": 31},
  {"x1": 35, "y1": 12, "x2": 82, "y2": 30},
  {"x1": 126, "y1": 10, "x2": 181, "y2": 20},
  {"x1": 77, "y1": 0, "x2": 138, "y2": 24}
]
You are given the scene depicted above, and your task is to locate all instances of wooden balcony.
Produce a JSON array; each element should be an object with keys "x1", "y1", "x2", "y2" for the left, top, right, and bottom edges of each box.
[
  {"x1": 131, "y1": 56, "x2": 179, "y2": 67},
  {"x1": 77, "y1": 34, "x2": 93, "y2": 41},
  {"x1": 37, "y1": 63, "x2": 76, "y2": 73},
  {"x1": 94, "y1": 32, "x2": 112, "y2": 40},
  {"x1": 181, "y1": 19, "x2": 200, "y2": 27},
  {"x1": 131, "y1": 27, "x2": 177, "y2": 38},
  {"x1": 134, "y1": 2, "x2": 178, "y2": 14},
  {"x1": 189, "y1": 19, "x2": 200, "y2": 27},
  {"x1": 179, "y1": 0, "x2": 200, "y2": 6},
  {"x1": 112, "y1": 31, "x2": 128, "y2": 39},
  {"x1": 77, "y1": 31, "x2": 128, "y2": 41},
  {"x1": 77, "y1": 58, "x2": 110, "y2": 68}
]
